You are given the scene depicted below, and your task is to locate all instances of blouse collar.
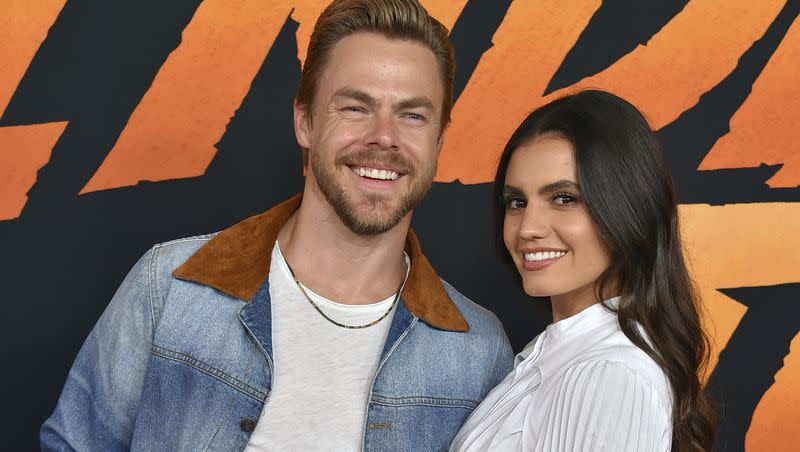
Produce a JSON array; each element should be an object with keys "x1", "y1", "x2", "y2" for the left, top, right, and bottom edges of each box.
[{"x1": 545, "y1": 296, "x2": 621, "y2": 341}]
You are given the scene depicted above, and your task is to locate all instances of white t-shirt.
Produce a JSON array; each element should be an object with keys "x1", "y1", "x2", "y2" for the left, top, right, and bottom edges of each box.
[
  {"x1": 450, "y1": 298, "x2": 673, "y2": 452},
  {"x1": 244, "y1": 243, "x2": 409, "y2": 451}
]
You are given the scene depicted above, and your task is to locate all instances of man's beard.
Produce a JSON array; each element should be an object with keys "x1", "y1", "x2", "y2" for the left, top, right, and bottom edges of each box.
[{"x1": 311, "y1": 148, "x2": 436, "y2": 235}]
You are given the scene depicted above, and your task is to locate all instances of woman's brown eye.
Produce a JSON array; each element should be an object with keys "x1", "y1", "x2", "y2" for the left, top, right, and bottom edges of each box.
[
  {"x1": 552, "y1": 193, "x2": 577, "y2": 205},
  {"x1": 504, "y1": 198, "x2": 526, "y2": 210}
]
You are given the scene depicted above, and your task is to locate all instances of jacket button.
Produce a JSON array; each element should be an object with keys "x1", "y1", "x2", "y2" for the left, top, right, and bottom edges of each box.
[{"x1": 240, "y1": 417, "x2": 256, "y2": 432}]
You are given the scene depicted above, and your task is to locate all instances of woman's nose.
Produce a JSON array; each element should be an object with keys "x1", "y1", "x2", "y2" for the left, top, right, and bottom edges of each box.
[{"x1": 518, "y1": 205, "x2": 550, "y2": 240}]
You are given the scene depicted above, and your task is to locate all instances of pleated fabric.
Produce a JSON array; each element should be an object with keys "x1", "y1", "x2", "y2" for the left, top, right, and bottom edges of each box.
[
  {"x1": 450, "y1": 299, "x2": 672, "y2": 452},
  {"x1": 529, "y1": 360, "x2": 670, "y2": 451}
]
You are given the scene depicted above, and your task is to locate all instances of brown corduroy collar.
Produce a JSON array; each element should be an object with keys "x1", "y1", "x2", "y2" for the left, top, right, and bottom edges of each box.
[{"x1": 173, "y1": 194, "x2": 469, "y2": 332}]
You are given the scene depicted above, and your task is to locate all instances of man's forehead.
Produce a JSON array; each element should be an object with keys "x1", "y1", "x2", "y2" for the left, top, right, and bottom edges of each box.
[
  {"x1": 320, "y1": 34, "x2": 442, "y2": 87},
  {"x1": 326, "y1": 32, "x2": 437, "y2": 65}
]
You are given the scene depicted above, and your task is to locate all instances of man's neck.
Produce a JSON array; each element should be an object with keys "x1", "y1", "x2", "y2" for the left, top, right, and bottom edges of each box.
[{"x1": 276, "y1": 192, "x2": 410, "y2": 306}]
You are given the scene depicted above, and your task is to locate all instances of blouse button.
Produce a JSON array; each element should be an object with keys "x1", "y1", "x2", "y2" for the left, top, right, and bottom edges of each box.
[{"x1": 240, "y1": 417, "x2": 256, "y2": 432}]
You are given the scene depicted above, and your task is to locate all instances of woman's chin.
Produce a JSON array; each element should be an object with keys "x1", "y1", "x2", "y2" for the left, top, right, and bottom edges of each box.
[{"x1": 521, "y1": 283, "x2": 554, "y2": 299}]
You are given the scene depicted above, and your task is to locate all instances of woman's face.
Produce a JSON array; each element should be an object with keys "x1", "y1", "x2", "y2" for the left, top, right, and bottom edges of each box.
[{"x1": 502, "y1": 134, "x2": 611, "y2": 305}]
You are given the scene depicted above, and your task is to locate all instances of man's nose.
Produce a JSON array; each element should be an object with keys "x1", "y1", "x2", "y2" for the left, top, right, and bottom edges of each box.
[{"x1": 365, "y1": 113, "x2": 399, "y2": 150}]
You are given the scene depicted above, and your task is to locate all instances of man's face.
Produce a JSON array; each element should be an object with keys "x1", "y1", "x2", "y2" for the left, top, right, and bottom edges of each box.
[{"x1": 295, "y1": 32, "x2": 445, "y2": 235}]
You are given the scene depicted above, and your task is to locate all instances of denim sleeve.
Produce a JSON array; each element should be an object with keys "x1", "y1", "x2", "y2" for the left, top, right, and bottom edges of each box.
[
  {"x1": 41, "y1": 248, "x2": 158, "y2": 451},
  {"x1": 490, "y1": 328, "x2": 514, "y2": 388}
]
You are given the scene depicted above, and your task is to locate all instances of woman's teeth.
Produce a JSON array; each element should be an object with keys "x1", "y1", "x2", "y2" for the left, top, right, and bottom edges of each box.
[
  {"x1": 352, "y1": 166, "x2": 399, "y2": 180},
  {"x1": 524, "y1": 251, "x2": 567, "y2": 262}
]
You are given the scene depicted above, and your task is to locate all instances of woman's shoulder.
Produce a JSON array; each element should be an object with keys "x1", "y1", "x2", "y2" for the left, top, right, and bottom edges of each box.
[
  {"x1": 559, "y1": 335, "x2": 673, "y2": 418},
  {"x1": 526, "y1": 357, "x2": 673, "y2": 451}
]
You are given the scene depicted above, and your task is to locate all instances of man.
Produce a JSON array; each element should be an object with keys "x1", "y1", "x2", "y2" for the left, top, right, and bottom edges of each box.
[{"x1": 41, "y1": 0, "x2": 513, "y2": 450}]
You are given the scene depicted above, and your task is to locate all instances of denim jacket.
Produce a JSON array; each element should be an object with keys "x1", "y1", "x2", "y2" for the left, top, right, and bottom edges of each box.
[{"x1": 41, "y1": 195, "x2": 514, "y2": 451}]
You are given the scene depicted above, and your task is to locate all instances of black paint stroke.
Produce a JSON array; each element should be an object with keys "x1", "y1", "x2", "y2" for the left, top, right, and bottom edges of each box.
[
  {"x1": 706, "y1": 283, "x2": 800, "y2": 452},
  {"x1": 2, "y1": 0, "x2": 204, "y2": 217},
  {"x1": 448, "y1": 0, "x2": 513, "y2": 102},
  {"x1": 657, "y1": 0, "x2": 800, "y2": 204},
  {"x1": 0, "y1": 13, "x2": 303, "y2": 451},
  {"x1": 546, "y1": 0, "x2": 688, "y2": 94}
]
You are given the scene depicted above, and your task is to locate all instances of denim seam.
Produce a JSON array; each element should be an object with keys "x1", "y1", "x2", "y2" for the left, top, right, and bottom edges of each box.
[
  {"x1": 148, "y1": 245, "x2": 160, "y2": 330},
  {"x1": 150, "y1": 237, "x2": 214, "y2": 326},
  {"x1": 370, "y1": 394, "x2": 479, "y2": 409},
  {"x1": 151, "y1": 345, "x2": 268, "y2": 402},
  {"x1": 362, "y1": 315, "x2": 418, "y2": 452},
  {"x1": 238, "y1": 310, "x2": 274, "y2": 385},
  {"x1": 157, "y1": 234, "x2": 217, "y2": 247},
  {"x1": 489, "y1": 321, "x2": 509, "y2": 387}
]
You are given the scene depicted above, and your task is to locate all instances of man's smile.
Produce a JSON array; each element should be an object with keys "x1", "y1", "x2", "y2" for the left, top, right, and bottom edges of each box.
[{"x1": 349, "y1": 165, "x2": 401, "y2": 181}]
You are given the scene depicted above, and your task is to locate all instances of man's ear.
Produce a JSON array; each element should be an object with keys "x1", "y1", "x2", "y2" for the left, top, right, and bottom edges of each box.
[
  {"x1": 294, "y1": 99, "x2": 311, "y2": 149},
  {"x1": 434, "y1": 127, "x2": 445, "y2": 156}
]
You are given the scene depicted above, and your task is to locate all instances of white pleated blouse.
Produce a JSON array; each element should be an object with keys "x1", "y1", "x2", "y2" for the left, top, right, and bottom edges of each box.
[{"x1": 451, "y1": 299, "x2": 672, "y2": 451}]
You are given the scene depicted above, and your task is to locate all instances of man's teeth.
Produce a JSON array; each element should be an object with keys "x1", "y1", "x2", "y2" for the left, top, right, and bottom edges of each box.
[
  {"x1": 352, "y1": 166, "x2": 399, "y2": 180},
  {"x1": 524, "y1": 251, "x2": 567, "y2": 262}
]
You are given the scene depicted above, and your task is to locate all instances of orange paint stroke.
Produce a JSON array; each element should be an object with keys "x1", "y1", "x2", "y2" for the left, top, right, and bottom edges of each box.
[
  {"x1": 436, "y1": 0, "x2": 601, "y2": 183},
  {"x1": 81, "y1": 0, "x2": 294, "y2": 193},
  {"x1": 292, "y1": 0, "x2": 467, "y2": 67},
  {"x1": 1, "y1": 0, "x2": 66, "y2": 114},
  {"x1": 699, "y1": 15, "x2": 800, "y2": 188},
  {"x1": 746, "y1": 333, "x2": 800, "y2": 452},
  {"x1": 0, "y1": 0, "x2": 68, "y2": 220},
  {"x1": 571, "y1": 0, "x2": 784, "y2": 129},
  {"x1": 436, "y1": 0, "x2": 785, "y2": 184},
  {"x1": 419, "y1": 0, "x2": 469, "y2": 32},
  {"x1": 0, "y1": 122, "x2": 68, "y2": 220},
  {"x1": 679, "y1": 203, "x2": 800, "y2": 375}
]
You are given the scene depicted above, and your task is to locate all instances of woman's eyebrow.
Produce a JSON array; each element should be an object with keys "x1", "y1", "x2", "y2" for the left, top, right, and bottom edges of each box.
[
  {"x1": 538, "y1": 180, "x2": 580, "y2": 195},
  {"x1": 503, "y1": 185, "x2": 525, "y2": 197}
]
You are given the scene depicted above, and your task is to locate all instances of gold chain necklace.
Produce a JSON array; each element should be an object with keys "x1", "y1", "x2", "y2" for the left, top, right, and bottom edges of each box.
[{"x1": 283, "y1": 259, "x2": 404, "y2": 329}]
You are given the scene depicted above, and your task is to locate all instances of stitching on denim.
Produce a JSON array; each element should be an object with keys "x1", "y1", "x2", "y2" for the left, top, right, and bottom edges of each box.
[
  {"x1": 149, "y1": 236, "x2": 215, "y2": 326},
  {"x1": 370, "y1": 394, "x2": 479, "y2": 409},
  {"x1": 489, "y1": 323, "x2": 509, "y2": 388},
  {"x1": 238, "y1": 310, "x2": 275, "y2": 381},
  {"x1": 148, "y1": 246, "x2": 160, "y2": 330},
  {"x1": 151, "y1": 345, "x2": 268, "y2": 402},
  {"x1": 366, "y1": 315, "x2": 418, "y2": 404},
  {"x1": 158, "y1": 234, "x2": 217, "y2": 246},
  {"x1": 202, "y1": 419, "x2": 226, "y2": 452},
  {"x1": 367, "y1": 422, "x2": 393, "y2": 429},
  {"x1": 361, "y1": 315, "x2": 418, "y2": 450}
]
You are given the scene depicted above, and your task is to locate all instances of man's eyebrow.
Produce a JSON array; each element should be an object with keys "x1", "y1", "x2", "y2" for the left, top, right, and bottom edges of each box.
[
  {"x1": 332, "y1": 88, "x2": 434, "y2": 112},
  {"x1": 332, "y1": 88, "x2": 374, "y2": 105},
  {"x1": 538, "y1": 180, "x2": 580, "y2": 195},
  {"x1": 396, "y1": 96, "x2": 434, "y2": 111}
]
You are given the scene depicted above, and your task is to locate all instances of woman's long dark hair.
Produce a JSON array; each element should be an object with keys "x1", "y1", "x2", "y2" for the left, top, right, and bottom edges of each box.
[{"x1": 493, "y1": 90, "x2": 715, "y2": 451}]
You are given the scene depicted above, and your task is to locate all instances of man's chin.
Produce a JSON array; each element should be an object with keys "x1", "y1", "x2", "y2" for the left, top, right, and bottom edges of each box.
[
  {"x1": 340, "y1": 204, "x2": 407, "y2": 236},
  {"x1": 317, "y1": 176, "x2": 423, "y2": 235}
]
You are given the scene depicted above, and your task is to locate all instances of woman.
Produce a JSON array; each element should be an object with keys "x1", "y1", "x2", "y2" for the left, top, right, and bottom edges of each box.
[{"x1": 451, "y1": 90, "x2": 715, "y2": 451}]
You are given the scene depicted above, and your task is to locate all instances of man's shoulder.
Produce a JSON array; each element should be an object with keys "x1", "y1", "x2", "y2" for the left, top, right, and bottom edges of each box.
[
  {"x1": 150, "y1": 233, "x2": 217, "y2": 270},
  {"x1": 139, "y1": 233, "x2": 222, "y2": 303},
  {"x1": 438, "y1": 279, "x2": 506, "y2": 336}
]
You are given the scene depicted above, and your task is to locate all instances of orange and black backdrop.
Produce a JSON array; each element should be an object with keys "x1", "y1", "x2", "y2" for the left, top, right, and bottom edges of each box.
[{"x1": 2, "y1": 0, "x2": 799, "y2": 450}]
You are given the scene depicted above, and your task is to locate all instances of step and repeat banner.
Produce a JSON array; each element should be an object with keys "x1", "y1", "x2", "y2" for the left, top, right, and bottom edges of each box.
[{"x1": 2, "y1": 0, "x2": 798, "y2": 450}]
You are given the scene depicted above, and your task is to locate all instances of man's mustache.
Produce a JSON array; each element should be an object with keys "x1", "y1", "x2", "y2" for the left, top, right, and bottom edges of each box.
[{"x1": 335, "y1": 149, "x2": 413, "y2": 175}]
